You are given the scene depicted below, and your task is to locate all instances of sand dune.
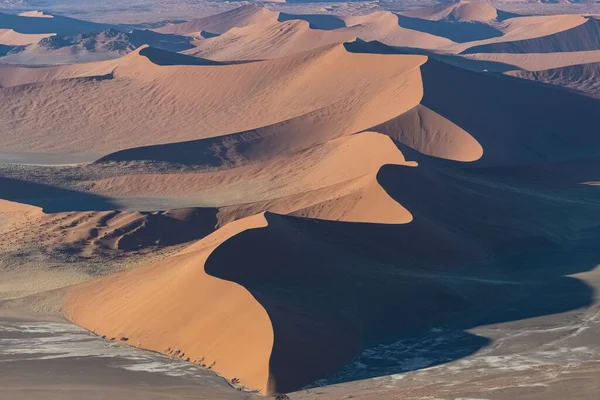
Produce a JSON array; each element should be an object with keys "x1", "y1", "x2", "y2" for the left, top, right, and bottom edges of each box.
[
  {"x1": 463, "y1": 16, "x2": 600, "y2": 53},
  {"x1": 0, "y1": 29, "x2": 196, "y2": 65},
  {"x1": 185, "y1": 10, "x2": 454, "y2": 61},
  {"x1": 417, "y1": 58, "x2": 600, "y2": 165},
  {"x1": 64, "y1": 212, "x2": 275, "y2": 393},
  {"x1": 18, "y1": 11, "x2": 54, "y2": 19},
  {"x1": 156, "y1": 4, "x2": 279, "y2": 36},
  {"x1": 0, "y1": 29, "x2": 53, "y2": 45},
  {"x1": 63, "y1": 140, "x2": 600, "y2": 395},
  {"x1": 0, "y1": 197, "x2": 217, "y2": 298},
  {"x1": 0, "y1": 11, "x2": 112, "y2": 35},
  {"x1": 0, "y1": 44, "x2": 425, "y2": 156},
  {"x1": 184, "y1": 19, "x2": 354, "y2": 61},
  {"x1": 3, "y1": 2, "x2": 600, "y2": 398},
  {"x1": 86, "y1": 132, "x2": 414, "y2": 225},
  {"x1": 401, "y1": 1, "x2": 499, "y2": 22},
  {"x1": 508, "y1": 60, "x2": 600, "y2": 96},
  {"x1": 369, "y1": 104, "x2": 483, "y2": 162}
]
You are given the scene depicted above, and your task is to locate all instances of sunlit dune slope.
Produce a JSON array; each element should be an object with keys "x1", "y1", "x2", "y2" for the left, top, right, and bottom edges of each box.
[
  {"x1": 63, "y1": 142, "x2": 599, "y2": 395},
  {"x1": 64, "y1": 213, "x2": 276, "y2": 393},
  {"x1": 417, "y1": 58, "x2": 600, "y2": 165},
  {"x1": 86, "y1": 132, "x2": 415, "y2": 225},
  {"x1": 401, "y1": 1, "x2": 499, "y2": 22},
  {"x1": 156, "y1": 4, "x2": 279, "y2": 35},
  {"x1": 0, "y1": 44, "x2": 425, "y2": 157},
  {"x1": 0, "y1": 11, "x2": 112, "y2": 35},
  {"x1": 185, "y1": 10, "x2": 454, "y2": 61},
  {"x1": 0, "y1": 29, "x2": 53, "y2": 45}
]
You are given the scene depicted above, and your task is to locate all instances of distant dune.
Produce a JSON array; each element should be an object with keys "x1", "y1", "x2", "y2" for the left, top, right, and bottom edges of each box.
[
  {"x1": 156, "y1": 5, "x2": 279, "y2": 36},
  {"x1": 508, "y1": 60, "x2": 600, "y2": 96},
  {"x1": 0, "y1": 28, "x2": 54, "y2": 45},
  {"x1": 401, "y1": 1, "x2": 499, "y2": 22}
]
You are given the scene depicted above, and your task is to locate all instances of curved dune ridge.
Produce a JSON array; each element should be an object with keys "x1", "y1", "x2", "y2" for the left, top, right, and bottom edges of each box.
[
  {"x1": 86, "y1": 132, "x2": 415, "y2": 225},
  {"x1": 64, "y1": 213, "x2": 276, "y2": 393},
  {"x1": 156, "y1": 4, "x2": 279, "y2": 36},
  {"x1": 185, "y1": 9, "x2": 455, "y2": 61},
  {"x1": 0, "y1": 29, "x2": 54, "y2": 45},
  {"x1": 401, "y1": 1, "x2": 498, "y2": 22},
  {"x1": 18, "y1": 11, "x2": 54, "y2": 19},
  {"x1": 0, "y1": 44, "x2": 425, "y2": 156}
]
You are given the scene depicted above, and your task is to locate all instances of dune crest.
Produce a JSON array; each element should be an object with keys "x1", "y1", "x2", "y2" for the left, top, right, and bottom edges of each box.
[
  {"x1": 0, "y1": 44, "x2": 425, "y2": 155},
  {"x1": 64, "y1": 213, "x2": 275, "y2": 393},
  {"x1": 156, "y1": 5, "x2": 278, "y2": 36},
  {"x1": 85, "y1": 132, "x2": 415, "y2": 225},
  {"x1": 402, "y1": 1, "x2": 498, "y2": 22},
  {"x1": 18, "y1": 11, "x2": 54, "y2": 19},
  {"x1": 0, "y1": 29, "x2": 54, "y2": 45}
]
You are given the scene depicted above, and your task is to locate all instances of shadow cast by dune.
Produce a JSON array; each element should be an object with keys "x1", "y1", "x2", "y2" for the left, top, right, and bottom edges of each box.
[
  {"x1": 397, "y1": 14, "x2": 503, "y2": 43},
  {"x1": 138, "y1": 46, "x2": 222, "y2": 66},
  {"x1": 202, "y1": 149, "x2": 598, "y2": 392},
  {"x1": 343, "y1": 39, "x2": 519, "y2": 72},
  {"x1": 0, "y1": 177, "x2": 119, "y2": 212},
  {"x1": 462, "y1": 17, "x2": 600, "y2": 54}
]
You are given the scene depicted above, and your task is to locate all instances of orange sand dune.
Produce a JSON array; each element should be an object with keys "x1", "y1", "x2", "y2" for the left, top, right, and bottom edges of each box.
[
  {"x1": 185, "y1": 10, "x2": 453, "y2": 61},
  {"x1": 370, "y1": 104, "x2": 483, "y2": 162},
  {"x1": 18, "y1": 11, "x2": 54, "y2": 19},
  {"x1": 64, "y1": 213, "x2": 276, "y2": 393},
  {"x1": 184, "y1": 19, "x2": 355, "y2": 61},
  {"x1": 85, "y1": 132, "x2": 415, "y2": 225},
  {"x1": 461, "y1": 49, "x2": 600, "y2": 72},
  {"x1": 156, "y1": 4, "x2": 278, "y2": 36},
  {"x1": 64, "y1": 144, "x2": 599, "y2": 395},
  {"x1": 0, "y1": 29, "x2": 54, "y2": 45},
  {"x1": 508, "y1": 61, "x2": 600, "y2": 97},
  {"x1": 342, "y1": 11, "x2": 455, "y2": 49},
  {"x1": 401, "y1": 0, "x2": 499, "y2": 22},
  {"x1": 462, "y1": 16, "x2": 600, "y2": 54},
  {"x1": 417, "y1": 58, "x2": 600, "y2": 166},
  {"x1": 0, "y1": 44, "x2": 425, "y2": 157}
]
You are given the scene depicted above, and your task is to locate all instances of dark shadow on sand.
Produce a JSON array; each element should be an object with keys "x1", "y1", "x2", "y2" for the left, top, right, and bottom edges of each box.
[
  {"x1": 278, "y1": 12, "x2": 346, "y2": 30},
  {"x1": 0, "y1": 177, "x2": 119, "y2": 212},
  {"x1": 397, "y1": 14, "x2": 503, "y2": 43}
]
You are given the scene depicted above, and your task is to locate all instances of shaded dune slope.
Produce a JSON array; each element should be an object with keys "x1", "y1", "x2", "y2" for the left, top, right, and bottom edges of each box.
[
  {"x1": 0, "y1": 11, "x2": 113, "y2": 35},
  {"x1": 155, "y1": 5, "x2": 278, "y2": 35},
  {"x1": 60, "y1": 60, "x2": 600, "y2": 393},
  {"x1": 417, "y1": 58, "x2": 600, "y2": 165},
  {"x1": 401, "y1": 1, "x2": 500, "y2": 22},
  {"x1": 183, "y1": 19, "x2": 354, "y2": 61},
  {"x1": 508, "y1": 61, "x2": 600, "y2": 97},
  {"x1": 463, "y1": 17, "x2": 600, "y2": 54}
]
